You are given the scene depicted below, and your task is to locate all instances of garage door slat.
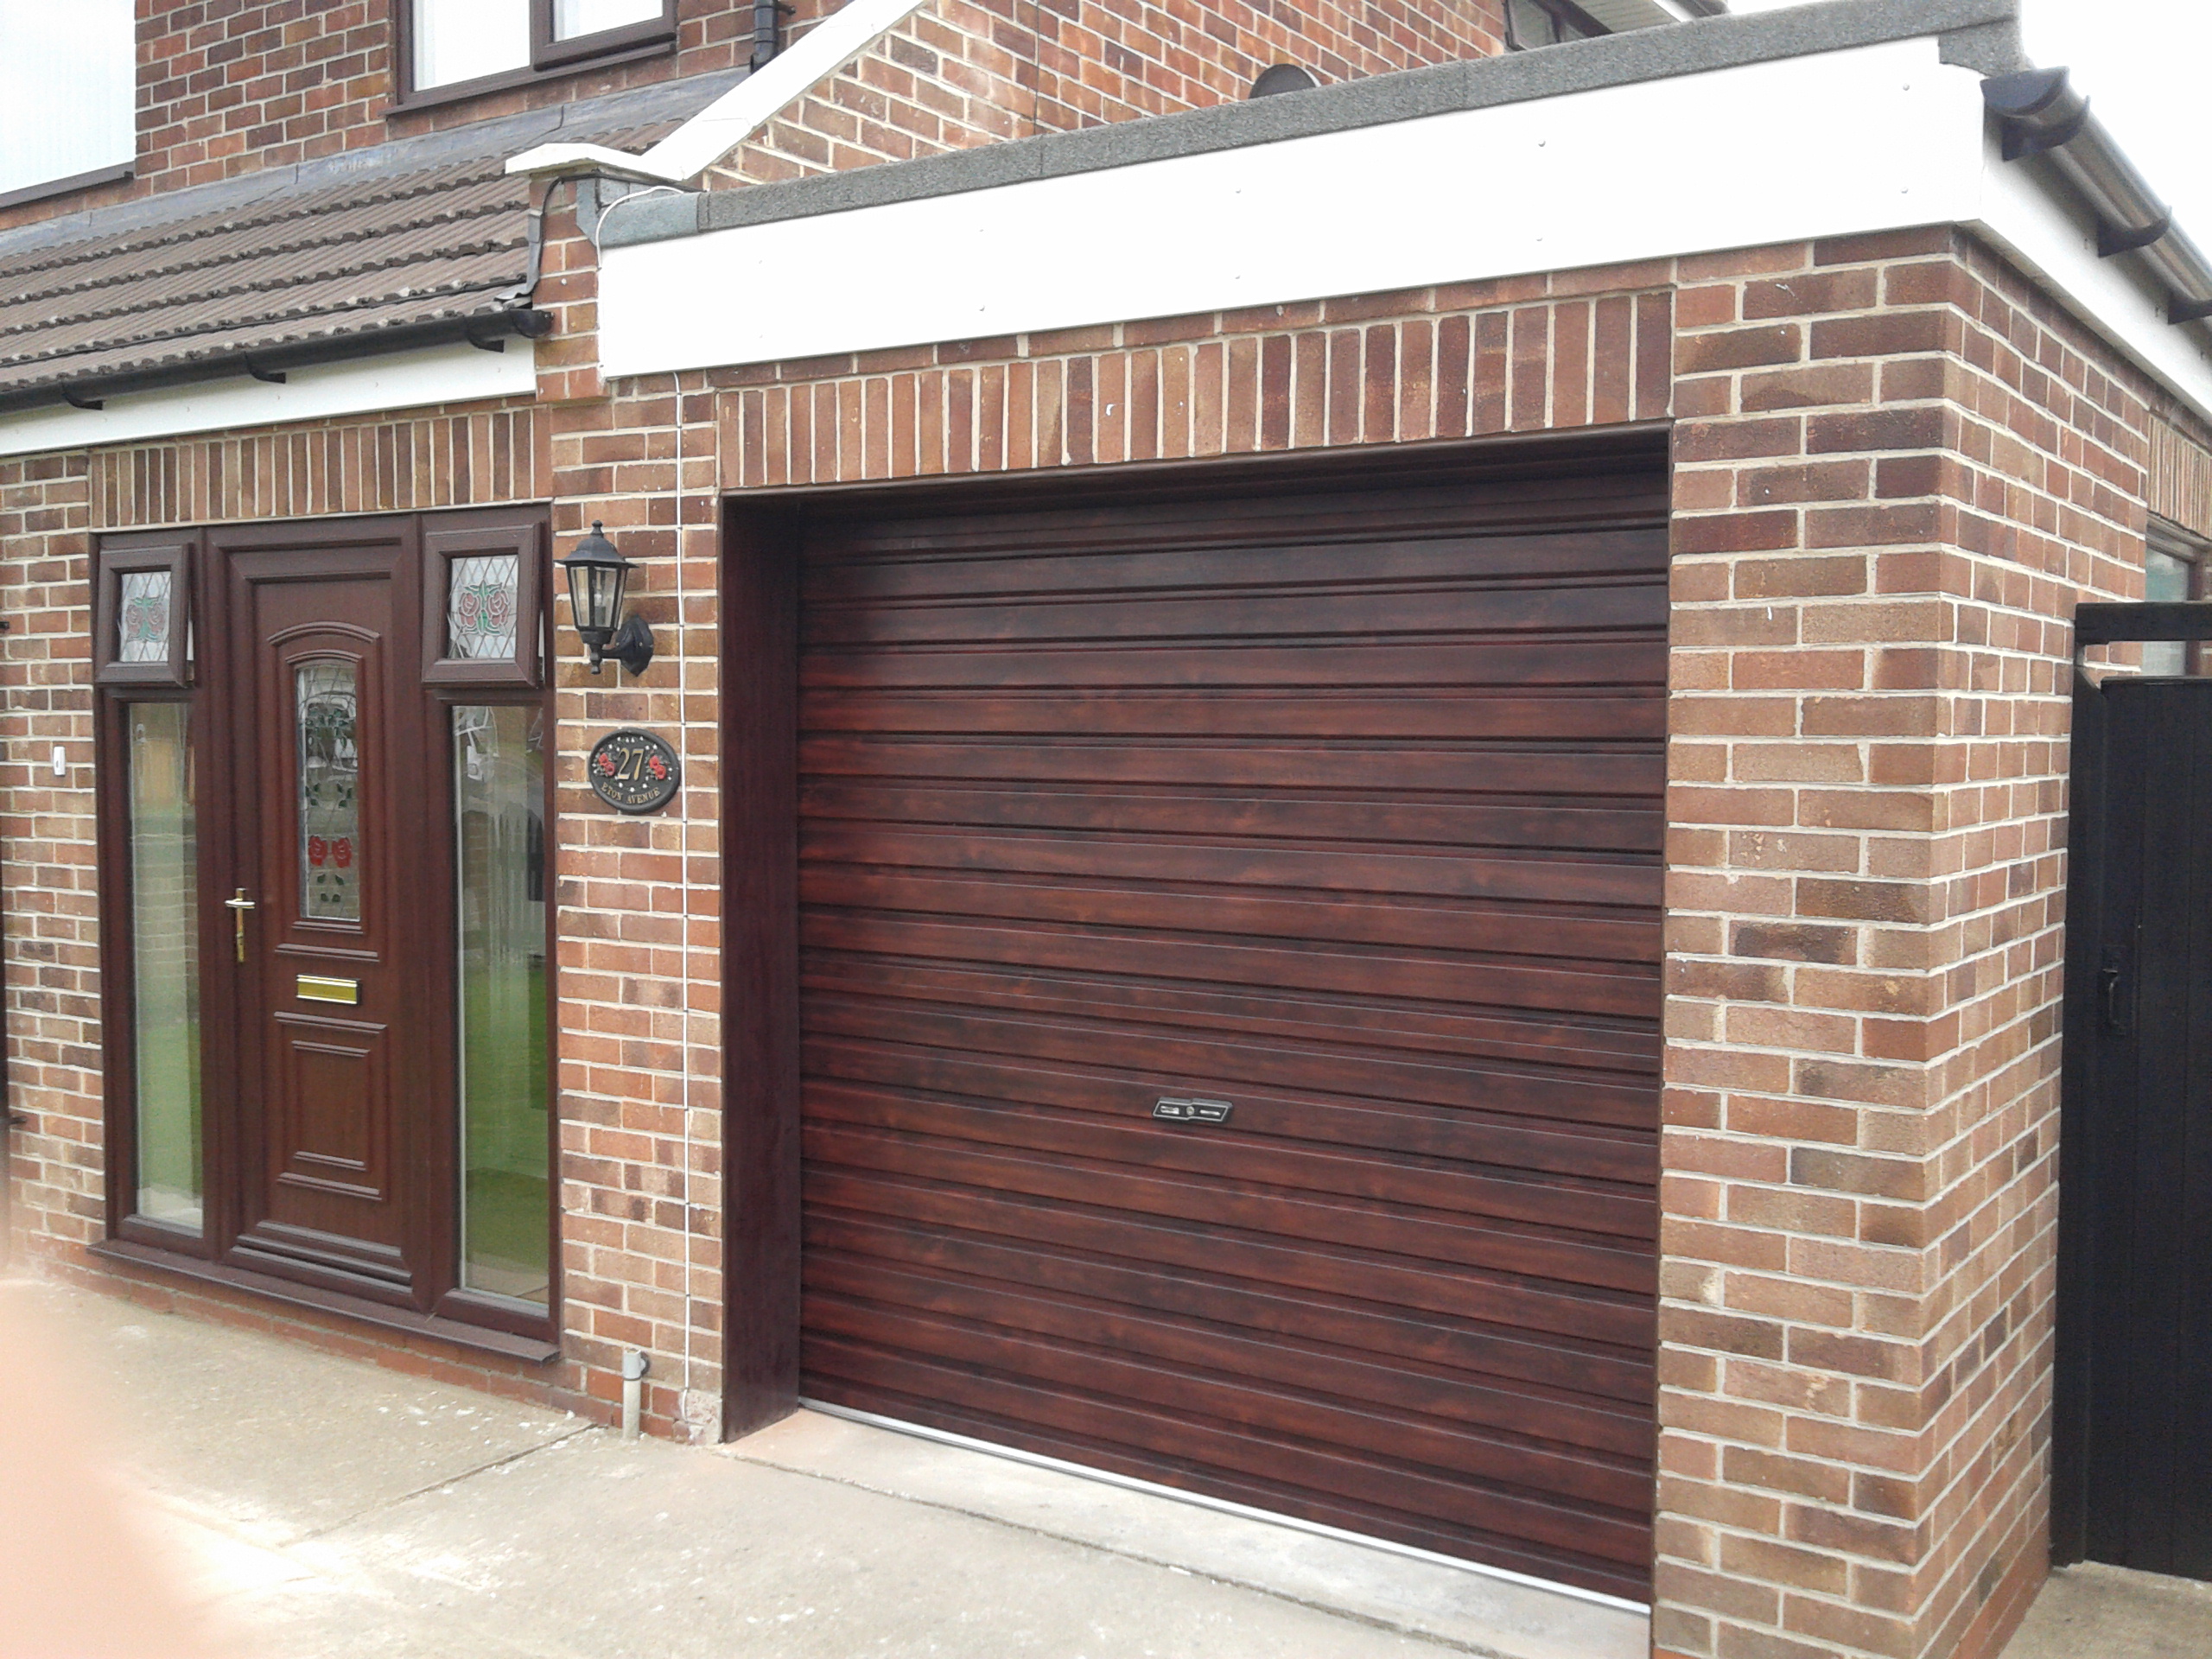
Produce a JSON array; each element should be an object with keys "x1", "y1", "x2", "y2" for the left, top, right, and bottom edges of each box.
[
  {"x1": 805, "y1": 1176, "x2": 1656, "y2": 1385},
  {"x1": 803, "y1": 1336, "x2": 1653, "y2": 1575},
  {"x1": 804, "y1": 873, "x2": 1661, "y2": 964},
  {"x1": 804, "y1": 1289, "x2": 1652, "y2": 1510},
  {"x1": 799, "y1": 691, "x2": 1666, "y2": 741},
  {"x1": 804, "y1": 957, "x2": 1660, "y2": 1071},
  {"x1": 801, "y1": 1028, "x2": 1656, "y2": 1173},
  {"x1": 803, "y1": 1003, "x2": 1656, "y2": 1133},
  {"x1": 797, "y1": 463, "x2": 1663, "y2": 1597},
  {"x1": 804, "y1": 1218, "x2": 1652, "y2": 1445},
  {"x1": 804, "y1": 1079, "x2": 1652, "y2": 1237},
  {"x1": 805, "y1": 1122, "x2": 1654, "y2": 1296}
]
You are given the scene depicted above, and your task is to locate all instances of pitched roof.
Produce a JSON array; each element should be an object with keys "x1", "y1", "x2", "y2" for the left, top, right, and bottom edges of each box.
[
  {"x1": 0, "y1": 155, "x2": 537, "y2": 409},
  {"x1": 0, "y1": 76, "x2": 719, "y2": 412}
]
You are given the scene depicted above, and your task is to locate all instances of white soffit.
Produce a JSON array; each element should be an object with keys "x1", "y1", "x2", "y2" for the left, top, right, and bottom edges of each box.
[
  {"x1": 0, "y1": 340, "x2": 537, "y2": 461},
  {"x1": 1968, "y1": 132, "x2": 2212, "y2": 428},
  {"x1": 601, "y1": 39, "x2": 1988, "y2": 379}
]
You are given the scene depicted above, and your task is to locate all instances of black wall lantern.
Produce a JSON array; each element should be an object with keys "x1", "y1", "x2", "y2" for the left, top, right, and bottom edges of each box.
[{"x1": 556, "y1": 520, "x2": 654, "y2": 676}]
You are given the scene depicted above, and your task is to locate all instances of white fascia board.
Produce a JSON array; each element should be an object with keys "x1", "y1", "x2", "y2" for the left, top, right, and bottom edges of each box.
[
  {"x1": 600, "y1": 38, "x2": 1986, "y2": 380},
  {"x1": 506, "y1": 0, "x2": 931, "y2": 182},
  {"x1": 0, "y1": 340, "x2": 537, "y2": 461},
  {"x1": 1967, "y1": 132, "x2": 2212, "y2": 429}
]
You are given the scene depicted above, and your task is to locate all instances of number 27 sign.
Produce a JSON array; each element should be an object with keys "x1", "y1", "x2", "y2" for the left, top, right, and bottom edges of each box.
[{"x1": 587, "y1": 729, "x2": 682, "y2": 815}]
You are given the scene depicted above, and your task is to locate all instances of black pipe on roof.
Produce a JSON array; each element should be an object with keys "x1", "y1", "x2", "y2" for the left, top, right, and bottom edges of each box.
[
  {"x1": 0, "y1": 307, "x2": 554, "y2": 419},
  {"x1": 1985, "y1": 67, "x2": 2212, "y2": 327}
]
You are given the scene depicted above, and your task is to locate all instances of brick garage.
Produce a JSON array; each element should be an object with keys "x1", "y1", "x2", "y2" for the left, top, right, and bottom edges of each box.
[{"x1": 10, "y1": 2, "x2": 2212, "y2": 1657}]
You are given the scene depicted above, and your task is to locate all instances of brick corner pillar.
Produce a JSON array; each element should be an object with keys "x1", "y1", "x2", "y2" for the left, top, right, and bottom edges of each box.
[{"x1": 1652, "y1": 229, "x2": 2150, "y2": 1659}]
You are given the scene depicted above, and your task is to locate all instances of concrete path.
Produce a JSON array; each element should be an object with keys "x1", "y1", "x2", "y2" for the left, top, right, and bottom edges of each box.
[
  {"x1": 2001, "y1": 1561, "x2": 2212, "y2": 1659},
  {"x1": 2, "y1": 1277, "x2": 1643, "y2": 1659}
]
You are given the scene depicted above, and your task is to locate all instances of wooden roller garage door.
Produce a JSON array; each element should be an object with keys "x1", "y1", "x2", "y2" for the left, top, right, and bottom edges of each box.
[{"x1": 795, "y1": 452, "x2": 1665, "y2": 1600}]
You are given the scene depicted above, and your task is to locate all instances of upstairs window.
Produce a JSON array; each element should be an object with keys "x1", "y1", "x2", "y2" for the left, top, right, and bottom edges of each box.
[
  {"x1": 0, "y1": 0, "x2": 136, "y2": 207},
  {"x1": 404, "y1": 0, "x2": 677, "y2": 101},
  {"x1": 1505, "y1": 0, "x2": 1605, "y2": 48}
]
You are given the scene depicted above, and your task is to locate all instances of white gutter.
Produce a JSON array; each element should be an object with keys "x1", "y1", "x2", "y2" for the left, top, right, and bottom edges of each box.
[{"x1": 505, "y1": 0, "x2": 931, "y2": 182}]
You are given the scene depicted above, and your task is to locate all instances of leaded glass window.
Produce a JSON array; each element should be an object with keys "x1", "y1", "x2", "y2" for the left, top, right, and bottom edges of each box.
[
  {"x1": 297, "y1": 662, "x2": 360, "y2": 923},
  {"x1": 118, "y1": 569, "x2": 172, "y2": 664},
  {"x1": 446, "y1": 553, "x2": 521, "y2": 662}
]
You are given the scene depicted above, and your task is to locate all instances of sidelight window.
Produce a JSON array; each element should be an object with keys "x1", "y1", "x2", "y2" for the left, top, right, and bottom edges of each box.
[
  {"x1": 454, "y1": 705, "x2": 551, "y2": 1306},
  {"x1": 126, "y1": 702, "x2": 202, "y2": 1231}
]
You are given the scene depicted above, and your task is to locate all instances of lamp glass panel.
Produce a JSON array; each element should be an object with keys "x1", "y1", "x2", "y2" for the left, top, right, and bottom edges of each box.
[{"x1": 565, "y1": 560, "x2": 627, "y2": 636}]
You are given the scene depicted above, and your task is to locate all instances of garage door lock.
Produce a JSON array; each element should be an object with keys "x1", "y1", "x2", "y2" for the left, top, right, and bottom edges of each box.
[{"x1": 1153, "y1": 1097, "x2": 1233, "y2": 1125}]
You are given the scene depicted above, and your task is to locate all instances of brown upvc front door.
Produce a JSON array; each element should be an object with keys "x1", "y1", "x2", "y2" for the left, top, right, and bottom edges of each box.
[
  {"x1": 222, "y1": 527, "x2": 435, "y2": 1305},
  {"x1": 97, "y1": 510, "x2": 555, "y2": 1348}
]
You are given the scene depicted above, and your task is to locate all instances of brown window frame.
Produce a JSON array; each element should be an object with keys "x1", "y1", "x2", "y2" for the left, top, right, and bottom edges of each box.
[
  {"x1": 391, "y1": 0, "x2": 681, "y2": 111},
  {"x1": 95, "y1": 537, "x2": 194, "y2": 689},
  {"x1": 422, "y1": 512, "x2": 547, "y2": 688}
]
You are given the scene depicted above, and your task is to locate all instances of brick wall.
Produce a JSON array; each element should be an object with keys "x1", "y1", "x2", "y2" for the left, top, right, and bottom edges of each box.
[
  {"x1": 0, "y1": 1, "x2": 770, "y2": 234},
  {"x1": 3, "y1": 0, "x2": 1506, "y2": 235},
  {"x1": 706, "y1": 0, "x2": 1505, "y2": 188},
  {"x1": 0, "y1": 398, "x2": 736, "y2": 1437},
  {"x1": 1659, "y1": 226, "x2": 2151, "y2": 1659},
  {"x1": 0, "y1": 454, "x2": 99, "y2": 1259}
]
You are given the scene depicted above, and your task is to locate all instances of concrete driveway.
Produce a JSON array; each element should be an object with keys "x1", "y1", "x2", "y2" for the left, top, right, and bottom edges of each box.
[{"x1": 0, "y1": 1277, "x2": 1642, "y2": 1659}]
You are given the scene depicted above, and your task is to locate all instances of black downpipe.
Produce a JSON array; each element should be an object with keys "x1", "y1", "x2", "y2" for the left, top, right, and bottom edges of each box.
[{"x1": 752, "y1": 0, "x2": 790, "y2": 70}]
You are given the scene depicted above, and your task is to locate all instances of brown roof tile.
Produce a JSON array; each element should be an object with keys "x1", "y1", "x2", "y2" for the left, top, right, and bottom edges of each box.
[{"x1": 0, "y1": 118, "x2": 677, "y2": 407}]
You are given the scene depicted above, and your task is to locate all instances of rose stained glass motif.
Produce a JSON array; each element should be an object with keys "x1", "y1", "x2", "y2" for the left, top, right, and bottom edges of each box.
[
  {"x1": 447, "y1": 553, "x2": 520, "y2": 662},
  {"x1": 297, "y1": 661, "x2": 360, "y2": 922},
  {"x1": 118, "y1": 569, "x2": 172, "y2": 664}
]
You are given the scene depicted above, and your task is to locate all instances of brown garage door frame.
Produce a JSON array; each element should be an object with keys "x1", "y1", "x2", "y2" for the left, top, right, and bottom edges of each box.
[{"x1": 718, "y1": 426, "x2": 1672, "y2": 1541}]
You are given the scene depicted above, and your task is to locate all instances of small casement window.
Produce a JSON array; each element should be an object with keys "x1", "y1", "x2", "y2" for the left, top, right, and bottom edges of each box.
[
  {"x1": 401, "y1": 0, "x2": 678, "y2": 102},
  {"x1": 96, "y1": 539, "x2": 194, "y2": 689},
  {"x1": 2144, "y1": 519, "x2": 2209, "y2": 677},
  {"x1": 422, "y1": 519, "x2": 545, "y2": 687},
  {"x1": 0, "y1": 0, "x2": 136, "y2": 207}
]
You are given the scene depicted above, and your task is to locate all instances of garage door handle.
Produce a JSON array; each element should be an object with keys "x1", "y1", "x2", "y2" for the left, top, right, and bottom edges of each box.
[{"x1": 1154, "y1": 1097, "x2": 1233, "y2": 1125}]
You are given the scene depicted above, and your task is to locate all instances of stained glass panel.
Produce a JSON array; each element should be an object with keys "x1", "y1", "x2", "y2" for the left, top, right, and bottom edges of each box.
[
  {"x1": 118, "y1": 569, "x2": 172, "y2": 665},
  {"x1": 297, "y1": 662, "x2": 360, "y2": 923},
  {"x1": 446, "y1": 553, "x2": 520, "y2": 662},
  {"x1": 455, "y1": 705, "x2": 550, "y2": 1304}
]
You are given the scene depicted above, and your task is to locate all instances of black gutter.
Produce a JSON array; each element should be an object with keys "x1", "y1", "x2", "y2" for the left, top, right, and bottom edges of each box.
[
  {"x1": 1985, "y1": 67, "x2": 2212, "y2": 327},
  {"x1": 0, "y1": 307, "x2": 554, "y2": 418}
]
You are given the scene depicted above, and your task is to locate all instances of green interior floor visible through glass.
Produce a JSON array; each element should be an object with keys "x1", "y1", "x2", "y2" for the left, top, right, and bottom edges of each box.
[
  {"x1": 454, "y1": 705, "x2": 550, "y2": 1304},
  {"x1": 129, "y1": 702, "x2": 201, "y2": 1230}
]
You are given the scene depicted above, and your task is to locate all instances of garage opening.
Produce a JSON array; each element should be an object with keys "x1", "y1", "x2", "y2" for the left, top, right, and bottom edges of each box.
[{"x1": 746, "y1": 435, "x2": 1666, "y2": 1602}]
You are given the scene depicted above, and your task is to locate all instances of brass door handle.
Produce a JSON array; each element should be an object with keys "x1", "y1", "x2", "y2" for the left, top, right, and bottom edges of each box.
[{"x1": 224, "y1": 888, "x2": 256, "y2": 963}]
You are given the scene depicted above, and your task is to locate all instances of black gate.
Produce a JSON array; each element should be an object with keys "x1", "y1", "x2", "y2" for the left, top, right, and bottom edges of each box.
[{"x1": 2056, "y1": 601, "x2": 2212, "y2": 1578}]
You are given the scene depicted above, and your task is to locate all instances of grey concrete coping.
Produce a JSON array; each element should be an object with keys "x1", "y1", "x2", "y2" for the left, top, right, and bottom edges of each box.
[{"x1": 599, "y1": 0, "x2": 2024, "y2": 251}]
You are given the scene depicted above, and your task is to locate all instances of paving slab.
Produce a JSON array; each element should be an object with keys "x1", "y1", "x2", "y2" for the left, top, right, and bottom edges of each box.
[
  {"x1": 726, "y1": 1407, "x2": 1646, "y2": 1659},
  {"x1": 10, "y1": 1277, "x2": 1594, "y2": 1659},
  {"x1": 2001, "y1": 1561, "x2": 2212, "y2": 1659}
]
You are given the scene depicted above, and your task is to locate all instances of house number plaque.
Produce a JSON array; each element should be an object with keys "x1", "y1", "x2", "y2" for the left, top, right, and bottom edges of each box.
[{"x1": 588, "y1": 728, "x2": 681, "y2": 814}]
